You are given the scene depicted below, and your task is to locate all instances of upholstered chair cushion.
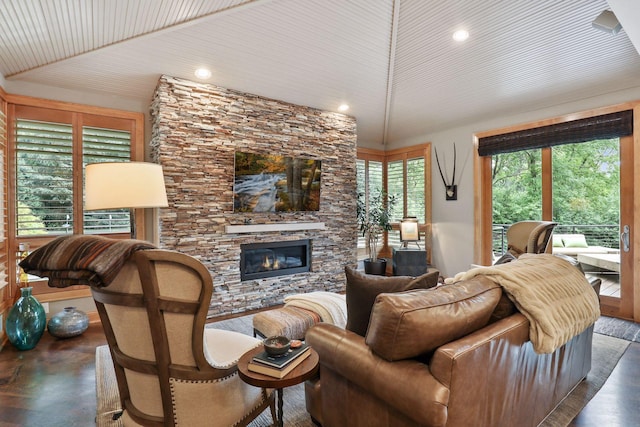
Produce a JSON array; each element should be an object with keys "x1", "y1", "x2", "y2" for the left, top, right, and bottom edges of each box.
[
  {"x1": 203, "y1": 328, "x2": 262, "y2": 369},
  {"x1": 345, "y1": 266, "x2": 439, "y2": 336},
  {"x1": 365, "y1": 276, "x2": 501, "y2": 361}
]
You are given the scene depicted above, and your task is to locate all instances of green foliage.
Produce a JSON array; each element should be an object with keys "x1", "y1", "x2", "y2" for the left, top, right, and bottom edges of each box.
[
  {"x1": 17, "y1": 152, "x2": 73, "y2": 234},
  {"x1": 492, "y1": 150, "x2": 542, "y2": 223},
  {"x1": 492, "y1": 139, "x2": 620, "y2": 246},
  {"x1": 17, "y1": 202, "x2": 47, "y2": 235},
  {"x1": 551, "y1": 140, "x2": 619, "y2": 225}
]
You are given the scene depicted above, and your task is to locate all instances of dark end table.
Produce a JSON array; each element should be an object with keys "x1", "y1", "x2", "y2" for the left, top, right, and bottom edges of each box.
[{"x1": 238, "y1": 345, "x2": 319, "y2": 427}]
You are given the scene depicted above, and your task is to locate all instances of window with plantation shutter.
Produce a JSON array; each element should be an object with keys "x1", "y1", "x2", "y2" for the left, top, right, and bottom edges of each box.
[
  {"x1": 356, "y1": 159, "x2": 366, "y2": 251},
  {"x1": 356, "y1": 145, "x2": 431, "y2": 261},
  {"x1": 356, "y1": 154, "x2": 385, "y2": 258},
  {"x1": 406, "y1": 157, "x2": 425, "y2": 219},
  {"x1": 368, "y1": 161, "x2": 383, "y2": 194},
  {"x1": 82, "y1": 126, "x2": 131, "y2": 234},
  {"x1": 386, "y1": 159, "x2": 404, "y2": 249},
  {"x1": 365, "y1": 160, "x2": 384, "y2": 254},
  {"x1": 387, "y1": 160, "x2": 404, "y2": 222},
  {"x1": 386, "y1": 156, "x2": 426, "y2": 249},
  {"x1": 16, "y1": 120, "x2": 135, "y2": 236},
  {"x1": 0, "y1": 95, "x2": 7, "y2": 292},
  {"x1": 16, "y1": 119, "x2": 74, "y2": 236},
  {"x1": 9, "y1": 100, "x2": 143, "y2": 300},
  {"x1": 13, "y1": 104, "x2": 142, "y2": 240}
]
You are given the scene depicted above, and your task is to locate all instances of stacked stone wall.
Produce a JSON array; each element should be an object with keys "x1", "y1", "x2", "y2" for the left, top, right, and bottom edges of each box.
[{"x1": 150, "y1": 75, "x2": 357, "y2": 316}]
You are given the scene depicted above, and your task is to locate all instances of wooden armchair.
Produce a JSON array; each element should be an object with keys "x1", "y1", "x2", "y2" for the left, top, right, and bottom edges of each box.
[{"x1": 91, "y1": 249, "x2": 275, "y2": 426}]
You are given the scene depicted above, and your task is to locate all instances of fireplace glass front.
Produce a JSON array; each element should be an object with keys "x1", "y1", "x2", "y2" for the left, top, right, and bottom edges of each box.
[{"x1": 240, "y1": 239, "x2": 310, "y2": 281}]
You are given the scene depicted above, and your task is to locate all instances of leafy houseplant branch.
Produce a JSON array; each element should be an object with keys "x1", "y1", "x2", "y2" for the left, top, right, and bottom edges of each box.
[{"x1": 357, "y1": 190, "x2": 397, "y2": 263}]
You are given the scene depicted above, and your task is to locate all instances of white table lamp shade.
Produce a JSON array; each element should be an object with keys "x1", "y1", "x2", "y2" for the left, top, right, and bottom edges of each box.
[
  {"x1": 400, "y1": 217, "x2": 420, "y2": 242},
  {"x1": 85, "y1": 162, "x2": 168, "y2": 210}
]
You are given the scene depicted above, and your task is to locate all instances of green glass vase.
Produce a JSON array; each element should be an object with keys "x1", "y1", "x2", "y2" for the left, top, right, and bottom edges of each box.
[{"x1": 6, "y1": 287, "x2": 46, "y2": 350}]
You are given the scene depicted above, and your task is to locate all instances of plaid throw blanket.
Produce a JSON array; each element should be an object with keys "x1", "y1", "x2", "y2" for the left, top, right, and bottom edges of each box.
[{"x1": 19, "y1": 235, "x2": 156, "y2": 288}]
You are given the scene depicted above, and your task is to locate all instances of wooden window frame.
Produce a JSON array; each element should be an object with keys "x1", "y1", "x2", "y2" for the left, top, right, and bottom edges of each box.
[
  {"x1": 6, "y1": 94, "x2": 144, "y2": 301},
  {"x1": 0, "y1": 87, "x2": 9, "y2": 342},
  {"x1": 357, "y1": 143, "x2": 432, "y2": 262}
]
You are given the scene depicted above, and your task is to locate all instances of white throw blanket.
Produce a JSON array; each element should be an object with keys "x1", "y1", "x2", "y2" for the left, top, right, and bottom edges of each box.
[
  {"x1": 284, "y1": 291, "x2": 347, "y2": 329},
  {"x1": 449, "y1": 254, "x2": 600, "y2": 354}
]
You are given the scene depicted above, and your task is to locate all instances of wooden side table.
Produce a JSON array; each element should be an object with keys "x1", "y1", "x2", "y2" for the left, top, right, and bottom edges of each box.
[{"x1": 238, "y1": 346, "x2": 319, "y2": 427}]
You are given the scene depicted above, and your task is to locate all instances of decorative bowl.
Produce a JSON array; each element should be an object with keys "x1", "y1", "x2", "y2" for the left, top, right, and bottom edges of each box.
[{"x1": 263, "y1": 335, "x2": 291, "y2": 356}]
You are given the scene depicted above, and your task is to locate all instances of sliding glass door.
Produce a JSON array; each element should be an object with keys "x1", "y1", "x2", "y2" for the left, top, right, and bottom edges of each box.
[{"x1": 489, "y1": 136, "x2": 633, "y2": 318}]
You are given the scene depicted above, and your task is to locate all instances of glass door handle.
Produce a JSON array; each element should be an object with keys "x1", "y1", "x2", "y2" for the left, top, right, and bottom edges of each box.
[{"x1": 621, "y1": 225, "x2": 630, "y2": 253}]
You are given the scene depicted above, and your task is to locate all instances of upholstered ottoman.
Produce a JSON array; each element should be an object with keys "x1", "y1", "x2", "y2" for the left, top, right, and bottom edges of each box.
[
  {"x1": 253, "y1": 292, "x2": 347, "y2": 340},
  {"x1": 253, "y1": 306, "x2": 321, "y2": 339}
]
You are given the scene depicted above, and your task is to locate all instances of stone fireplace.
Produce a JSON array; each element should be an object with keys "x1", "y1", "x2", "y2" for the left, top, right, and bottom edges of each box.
[
  {"x1": 150, "y1": 75, "x2": 358, "y2": 317},
  {"x1": 240, "y1": 239, "x2": 310, "y2": 281}
]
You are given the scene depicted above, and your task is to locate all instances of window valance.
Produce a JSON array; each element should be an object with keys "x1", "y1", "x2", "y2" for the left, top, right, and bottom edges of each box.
[{"x1": 478, "y1": 110, "x2": 633, "y2": 156}]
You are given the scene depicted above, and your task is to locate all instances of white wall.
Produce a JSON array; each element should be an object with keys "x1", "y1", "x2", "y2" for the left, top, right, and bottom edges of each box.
[{"x1": 392, "y1": 85, "x2": 640, "y2": 277}]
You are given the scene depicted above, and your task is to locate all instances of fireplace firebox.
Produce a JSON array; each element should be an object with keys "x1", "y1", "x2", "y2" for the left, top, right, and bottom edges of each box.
[{"x1": 240, "y1": 239, "x2": 310, "y2": 281}]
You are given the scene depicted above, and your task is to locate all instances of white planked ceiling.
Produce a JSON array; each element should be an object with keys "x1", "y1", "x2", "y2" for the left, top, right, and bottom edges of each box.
[{"x1": 1, "y1": 0, "x2": 640, "y2": 148}]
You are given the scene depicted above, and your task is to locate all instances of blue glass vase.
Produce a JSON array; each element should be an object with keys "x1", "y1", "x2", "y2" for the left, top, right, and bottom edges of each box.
[{"x1": 6, "y1": 287, "x2": 46, "y2": 351}]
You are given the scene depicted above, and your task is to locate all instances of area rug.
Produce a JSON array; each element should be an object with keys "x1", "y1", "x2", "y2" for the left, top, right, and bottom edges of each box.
[
  {"x1": 96, "y1": 319, "x2": 630, "y2": 427},
  {"x1": 594, "y1": 315, "x2": 640, "y2": 343},
  {"x1": 539, "y1": 333, "x2": 629, "y2": 426}
]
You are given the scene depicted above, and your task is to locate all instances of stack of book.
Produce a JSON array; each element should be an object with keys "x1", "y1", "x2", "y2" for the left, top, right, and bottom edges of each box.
[{"x1": 248, "y1": 343, "x2": 311, "y2": 378}]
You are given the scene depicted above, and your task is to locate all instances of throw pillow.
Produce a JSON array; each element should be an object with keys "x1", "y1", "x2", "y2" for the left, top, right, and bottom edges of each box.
[
  {"x1": 344, "y1": 266, "x2": 439, "y2": 337},
  {"x1": 562, "y1": 234, "x2": 589, "y2": 248},
  {"x1": 490, "y1": 293, "x2": 517, "y2": 322},
  {"x1": 552, "y1": 234, "x2": 564, "y2": 247},
  {"x1": 365, "y1": 276, "x2": 501, "y2": 361}
]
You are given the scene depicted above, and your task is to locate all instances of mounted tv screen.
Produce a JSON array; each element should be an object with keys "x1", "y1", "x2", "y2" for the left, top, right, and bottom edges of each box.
[{"x1": 234, "y1": 152, "x2": 321, "y2": 212}]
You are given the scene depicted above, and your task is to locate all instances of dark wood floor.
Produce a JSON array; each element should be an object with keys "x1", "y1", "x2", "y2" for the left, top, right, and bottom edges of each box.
[
  {"x1": 0, "y1": 323, "x2": 107, "y2": 427},
  {"x1": 569, "y1": 339, "x2": 640, "y2": 426},
  {"x1": 0, "y1": 323, "x2": 639, "y2": 426}
]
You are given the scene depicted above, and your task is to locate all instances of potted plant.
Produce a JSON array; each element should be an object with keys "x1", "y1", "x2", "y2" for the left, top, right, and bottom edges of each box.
[{"x1": 357, "y1": 189, "x2": 397, "y2": 275}]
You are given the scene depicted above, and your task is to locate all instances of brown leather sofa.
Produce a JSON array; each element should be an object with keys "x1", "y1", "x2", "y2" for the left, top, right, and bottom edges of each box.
[{"x1": 305, "y1": 274, "x2": 600, "y2": 427}]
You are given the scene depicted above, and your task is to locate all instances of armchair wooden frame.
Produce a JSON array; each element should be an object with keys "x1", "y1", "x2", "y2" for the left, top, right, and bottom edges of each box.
[{"x1": 92, "y1": 250, "x2": 274, "y2": 426}]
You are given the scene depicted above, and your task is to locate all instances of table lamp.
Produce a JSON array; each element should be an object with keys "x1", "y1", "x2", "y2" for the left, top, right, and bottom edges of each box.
[
  {"x1": 85, "y1": 162, "x2": 168, "y2": 238},
  {"x1": 399, "y1": 217, "x2": 420, "y2": 249}
]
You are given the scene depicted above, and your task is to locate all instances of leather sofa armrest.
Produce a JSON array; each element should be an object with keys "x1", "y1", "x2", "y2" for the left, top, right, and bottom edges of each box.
[
  {"x1": 428, "y1": 312, "x2": 593, "y2": 427},
  {"x1": 306, "y1": 323, "x2": 449, "y2": 426},
  {"x1": 430, "y1": 313, "x2": 530, "y2": 388}
]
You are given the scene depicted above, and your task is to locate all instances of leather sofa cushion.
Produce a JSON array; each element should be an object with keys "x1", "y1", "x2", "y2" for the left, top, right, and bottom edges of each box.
[
  {"x1": 365, "y1": 276, "x2": 502, "y2": 361},
  {"x1": 345, "y1": 266, "x2": 439, "y2": 337}
]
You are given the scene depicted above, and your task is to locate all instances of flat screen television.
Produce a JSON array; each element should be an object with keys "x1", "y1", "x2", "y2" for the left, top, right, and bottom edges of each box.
[{"x1": 234, "y1": 152, "x2": 321, "y2": 212}]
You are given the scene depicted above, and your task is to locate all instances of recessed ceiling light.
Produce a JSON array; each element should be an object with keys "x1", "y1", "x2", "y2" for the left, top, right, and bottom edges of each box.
[
  {"x1": 452, "y1": 29, "x2": 469, "y2": 42},
  {"x1": 194, "y1": 68, "x2": 212, "y2": 79},
  {"x1": 338, "y1": 104, "x2": 349, "y2": 112}
]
